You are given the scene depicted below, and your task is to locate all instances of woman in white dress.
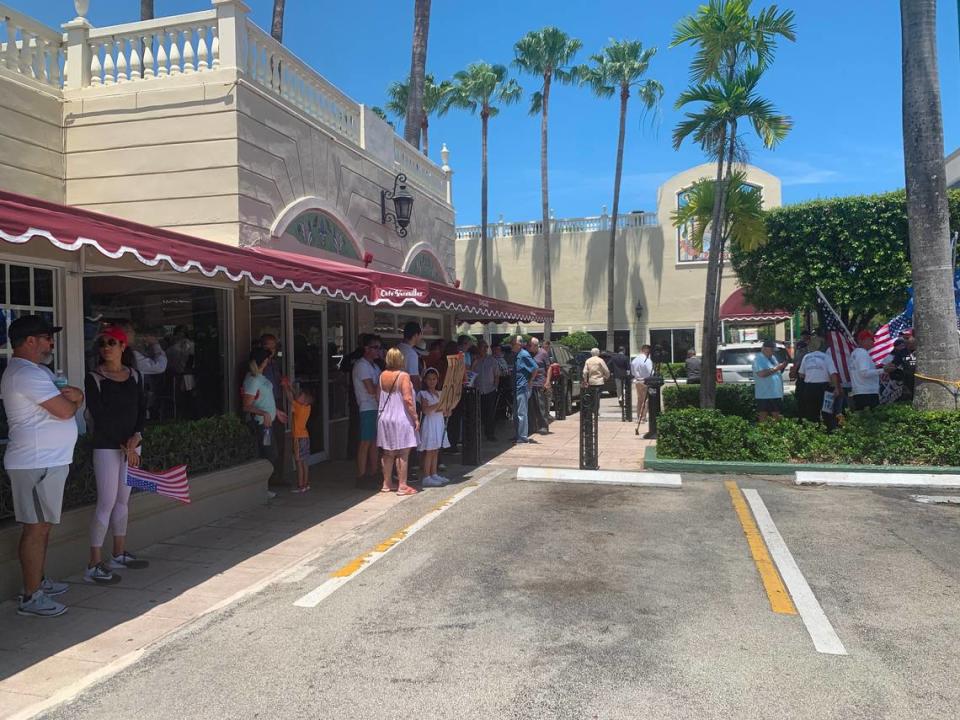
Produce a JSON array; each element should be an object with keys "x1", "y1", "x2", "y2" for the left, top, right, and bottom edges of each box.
[{"x1": 417, "y1": 368, "x2": 450, "y2": 487}]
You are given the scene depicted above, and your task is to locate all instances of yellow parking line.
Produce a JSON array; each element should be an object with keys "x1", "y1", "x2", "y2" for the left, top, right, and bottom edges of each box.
[{"x1": 725, "y1": 480, "x2": 797, "y2": 615}]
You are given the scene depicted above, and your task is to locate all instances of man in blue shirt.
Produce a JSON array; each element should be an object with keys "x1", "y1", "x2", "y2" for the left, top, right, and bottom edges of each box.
[
  {"x1": 511, "y1": 336, "x2": 539, "y2": 443},
  {"x1": 752, "y1": 339, "x2": 788, "y2": 422}
]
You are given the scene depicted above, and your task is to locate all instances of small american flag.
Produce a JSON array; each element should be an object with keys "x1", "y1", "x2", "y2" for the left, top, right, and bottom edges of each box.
[
  {"x1": 816, "y1": 289, "x2": 855, "y2": 386},
  {"x1": 869, "y1": 298, "x2": 913, "y2": 365},
  {"x1": 127, "y1": 465, "x2": 190, "y2": 504}
]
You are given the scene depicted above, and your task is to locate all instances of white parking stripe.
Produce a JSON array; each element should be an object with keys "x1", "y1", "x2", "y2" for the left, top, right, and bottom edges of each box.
[
  {"x1": 293, "y1": 469, "x2": 504, "y2": 608},
  {"x1": 742, "y1": 489, "x2": 848, "y2": 656}
]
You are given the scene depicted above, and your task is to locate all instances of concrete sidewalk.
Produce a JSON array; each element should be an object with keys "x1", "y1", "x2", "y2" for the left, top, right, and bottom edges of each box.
[
  {"x1": 486, "y1": 395, "x2": 654, "y2": 471},
  {"x1": 0, "y1": 460, "x2": 470, "y2": 719}
]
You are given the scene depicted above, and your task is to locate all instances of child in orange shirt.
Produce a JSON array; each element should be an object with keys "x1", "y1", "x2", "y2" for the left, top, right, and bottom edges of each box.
[{"x1": 282, "y1": 379, "x2": 314, "y2": 493}]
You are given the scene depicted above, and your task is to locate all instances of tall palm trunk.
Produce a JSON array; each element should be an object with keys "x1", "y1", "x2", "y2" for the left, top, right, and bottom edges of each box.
[
  {"x1": 541, "y1": 74, "x2": 553, "y2": 339},
  {"x1": 712, "y1": 119, "x2": 739, "y2": 344},
  {"x1": 421, "y1": 117, "x2": 430, "y2": 158},
  {"x1": 901, "y1": 0, "x2": 960, "y2": 409},
  {"x1": 140, "y1": 1, "x2": 154, "y2": 21},
  {"x1": 404, "y1": 0, "x2": 431, "y2": 150},
  {"x1": 481, "y1": 109, "x2": 490, "y2": 296},
  {"x1": 606, "y1": 85, "x2": 629, "y2": 352},
  {"x1": 270, "y1": 0, "x2": 285, "y2": 41},
  {"x1": 698, "y1": 123, "x2": 728, "y2": 409}
]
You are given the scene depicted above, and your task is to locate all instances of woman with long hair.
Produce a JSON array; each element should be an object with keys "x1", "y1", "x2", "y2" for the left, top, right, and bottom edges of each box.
[
  {"x1": 84, "y1": 326, "x2": 147, "y2": 584},
  {"x1": 377, "y1": 347, "x2": 419, "y2": 495}
]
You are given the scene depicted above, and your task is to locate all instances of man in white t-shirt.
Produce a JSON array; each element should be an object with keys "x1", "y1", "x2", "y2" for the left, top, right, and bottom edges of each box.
[
  {"x1": 1, "y1": 316, "x2": 84, "y2": 618},
  {"x1": 631, "y1": 345, "x2": 654, "y2": 422},
  {"x1": 397, "y1": 322, "x2": 423, "y2": 392},
  {"x1": 351, "y1": 337, "x2": 381, "y2": 484},
  {"x1": 850, "y1": 329, "x2": 895, "y2": 411}
]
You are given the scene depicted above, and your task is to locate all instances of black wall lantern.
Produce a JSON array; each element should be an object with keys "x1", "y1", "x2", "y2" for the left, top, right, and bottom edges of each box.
[{"x1": 381, "y1": 173, "x2": 414, "y2": 238}]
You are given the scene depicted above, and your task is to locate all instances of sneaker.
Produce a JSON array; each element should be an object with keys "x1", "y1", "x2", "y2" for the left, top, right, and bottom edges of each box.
[
  {"x1": 109, "y1": 551, "x2": 149, "y2": 570},
  {"x1": 266, "y1": 490, "x2": 277, "y2": 499},
  {"x1": 436, "y1": 475, "x2": 451, "y2": 485},
  {"x1": 17, "y1": 590, "x2": 67, "y2": 618},
  {"x1": 84, "y1": 564, "x2": 120, "y2": 584},
  {"x1": 421, "y1": 475, "x2": 446, "y2": 487},
  {"x1": 40, "y1": 577, "x2": 69, "y2": 597},
  {"x1": 438, "y1": 463, "x2": 447, "y2": 471}
]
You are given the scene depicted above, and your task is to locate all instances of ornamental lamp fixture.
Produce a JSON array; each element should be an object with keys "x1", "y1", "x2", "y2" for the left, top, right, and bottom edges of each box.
[{"x1": 381, "y1": 173, "x2": 414, "y2": 238}]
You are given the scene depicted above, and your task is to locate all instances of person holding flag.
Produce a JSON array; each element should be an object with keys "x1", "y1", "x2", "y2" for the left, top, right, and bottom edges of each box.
[
  {"x1": 849, "y1": 330, "x2": 896, "y2": 411},
  {"x1": 84, "y1": 325, "x2": 148, "y2": 585}
]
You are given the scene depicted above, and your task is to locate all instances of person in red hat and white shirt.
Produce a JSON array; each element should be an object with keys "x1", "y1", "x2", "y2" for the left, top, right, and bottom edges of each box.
[
  {"x1": 2, "y1": 315, "x2": 84, "y2": 617},
  {"x1": 850, "y1": 329, "x2": 896, "y2": 411}
]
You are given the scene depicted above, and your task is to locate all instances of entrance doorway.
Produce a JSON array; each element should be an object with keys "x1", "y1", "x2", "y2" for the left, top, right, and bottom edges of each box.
[{"x1": 289, "y1": 304, "x2": 328, "y2": 462}]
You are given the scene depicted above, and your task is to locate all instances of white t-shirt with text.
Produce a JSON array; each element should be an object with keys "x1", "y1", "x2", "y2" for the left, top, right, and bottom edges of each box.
[
  {"x1": 1, "y1": 357, "x2": 79, "y2": 470},
  {"x1": 352, "y1": 357, "x2": 380, "y2": 413},
  {"x1": 798, "y1": 351, "x2": 836, "y2": 384}
]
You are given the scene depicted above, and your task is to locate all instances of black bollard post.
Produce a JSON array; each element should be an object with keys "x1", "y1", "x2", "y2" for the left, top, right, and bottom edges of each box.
[
  {"x1": 554, "y1": 375, "x2": 567, "y2": 421},
  {"x1": 643, "y1": 375, "x2": 665, "y2": 439},
  {"x1": 461, "y1": 387, "x2": 481, "y2": 466},
  {"x1": 579, "y1": 387, "x2": 599, "y2": 470},
  {"x1": 622, "y1": 374, "x2": 633, "y2": 422}
]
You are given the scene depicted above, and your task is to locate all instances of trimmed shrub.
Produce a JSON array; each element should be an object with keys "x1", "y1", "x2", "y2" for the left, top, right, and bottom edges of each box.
[
  {"x1": 663, "y1": 383, "x2": 798, "y2": 419},
  {"x1": 559, "y1": 331, "x2": 600, "y2": 352},
  {"x1": 657, "y1": 404, "x2": 960, "y2": 466}
]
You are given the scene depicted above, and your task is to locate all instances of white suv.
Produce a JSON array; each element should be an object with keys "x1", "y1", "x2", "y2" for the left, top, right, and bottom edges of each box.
[{"x1": 717, "y1": 342, "x2": 791, "y2": 384}]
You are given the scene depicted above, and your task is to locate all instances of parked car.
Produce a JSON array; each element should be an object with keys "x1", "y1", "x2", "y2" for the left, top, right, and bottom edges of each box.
[
  {"x1": 574, "y1": 350, "x2": 618, "y2": 398},
  {"x1": 717, "y1": 342, "x2": 791, "y2": 384}
]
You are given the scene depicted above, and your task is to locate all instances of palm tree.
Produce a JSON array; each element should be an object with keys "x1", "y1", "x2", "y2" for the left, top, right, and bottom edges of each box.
[
  {"x1": 900, "y1": 0, "x2": 960, "y2": 409},
  {"x1": 670, "y1": 0, "x2": 795, "y2": 409},
  {"x1": 270, "y1": 0, "x2": 285, "y2": 42},
  {"x1": 671, "y1": 170, "x2": 767, "y2": 254},
  {"x1": 386, "y1": 75, "x2": 452, "y2": 157},
  {"x1": 140, "y1": 1, "x2": 154, "y2": 21},
  {"x1": 439, "y1": 63, "x2": 523, "y2": 296},
  {"x1": 404, "y1": 0, "x2": 432, "y2": 150},
  {"x1": 513, "y1": 27, "x2": 582, "y2": 339},
  {"x1": 578, "y1": 40, "x2": 663, "y2": 352}
]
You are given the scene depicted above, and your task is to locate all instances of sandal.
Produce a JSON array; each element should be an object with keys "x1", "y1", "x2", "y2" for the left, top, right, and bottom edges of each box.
[
  {"x1": 379, "y1": 487, "x2": 393, "y2": 493},
  {"x1": 396, "y1": 487, "x2": 419, "y2": 496}
]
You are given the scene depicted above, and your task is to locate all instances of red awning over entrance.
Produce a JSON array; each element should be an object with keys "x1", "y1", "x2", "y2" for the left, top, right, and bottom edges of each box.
[
  {"x1": 0, "y1": 190, "x2": 371, "y2": 302},
  {"x1": 720, "y1": 287, "x2": 792, "y2": 322},
  {"x1": 253, "y1": 248, "x2": 554, "y2": 324}
]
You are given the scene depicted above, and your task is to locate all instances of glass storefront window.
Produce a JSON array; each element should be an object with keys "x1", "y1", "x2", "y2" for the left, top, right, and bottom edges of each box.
[
  {"x1": 83, "y1": 276, "x2": 228, "y2": 422},
  {"x1": 649, "y1": 328, "x2": 696, "y2": 363},
  {"x1": 326, "y1": 301, "x2": 350, "y2": 422}
]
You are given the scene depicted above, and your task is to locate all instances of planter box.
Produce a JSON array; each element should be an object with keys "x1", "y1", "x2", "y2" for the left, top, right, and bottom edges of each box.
[{"x1": 0, "y1": 459, "x2": 272, "y2": 599}]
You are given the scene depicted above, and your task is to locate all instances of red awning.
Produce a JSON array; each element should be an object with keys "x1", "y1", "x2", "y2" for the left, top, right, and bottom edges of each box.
[
  {"x1": 253, "y1": 248, "x2": 554, "y2": 324},
  {"x1": 0, "y1": 191, "x2": 371, "y2": 302},
  {"x1": 720, "y1": 287, "x2": 792, "y2": 322}
]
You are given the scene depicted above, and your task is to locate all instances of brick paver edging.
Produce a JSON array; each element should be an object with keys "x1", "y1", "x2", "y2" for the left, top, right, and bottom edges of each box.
[{"x1": 643, "y1": 446, "x2": 960, "y2": 476}]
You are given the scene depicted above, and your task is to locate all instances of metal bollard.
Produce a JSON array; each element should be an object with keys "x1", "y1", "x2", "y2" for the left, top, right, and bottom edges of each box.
[
  {"x1": 622, "y1": 375, "x2": 633, "y2": 422},
  {"x1": 461, "y1": 387, "x2": 481, "y2": 466},
  {"x1": 579, "y1": 387, "x2": 599, "y2": 470},
  {"x1": 554, "y1": 376, "x2": 567, "y2": 421},
  {"x1": 643, "y1": 375, "x2": 665, "y2": 439}
]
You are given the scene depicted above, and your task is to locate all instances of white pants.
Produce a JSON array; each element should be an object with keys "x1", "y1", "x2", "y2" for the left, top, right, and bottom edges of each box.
[{"x1": 90, "y1": 448, "x2": 135, "y2": 547}]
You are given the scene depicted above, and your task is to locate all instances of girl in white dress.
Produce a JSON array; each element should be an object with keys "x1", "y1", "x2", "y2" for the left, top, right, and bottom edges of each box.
[{"x1": 417, "y1": 368, "x2": 450, "y2": 487}]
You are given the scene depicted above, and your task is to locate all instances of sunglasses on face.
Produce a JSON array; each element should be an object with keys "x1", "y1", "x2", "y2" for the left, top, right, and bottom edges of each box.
[
  {"x1": 366, "y1": 345, "x2": 381, "y2": 350},
  {"x1": 97, "y1": 338, "x2": 121, "y2": 348}
]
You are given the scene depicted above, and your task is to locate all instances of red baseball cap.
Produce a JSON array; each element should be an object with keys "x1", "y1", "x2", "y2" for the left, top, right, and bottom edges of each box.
[
  {"x1": 98, "y1": 325, "x2": 128, "y2": 344},
  {"x1": 855, "y1": 329, "x2": 873, "y2": 343}
]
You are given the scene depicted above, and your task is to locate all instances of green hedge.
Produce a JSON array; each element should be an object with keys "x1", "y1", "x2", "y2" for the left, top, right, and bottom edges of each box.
[
  {"x1": 657, "y1": 405, "x2": 960, "y2": 466},
  {"x1": 559, "y1": 331, "x2": 599, "y2": 352},
  {"x1": 2, "y1": 415, "x2": 258, "y2": 521},
  {"x1": 663, "y1": 383, "x2": 798, "y2": 419},
  {"x1": 662, "y1": 362, "x2": 688, "y2": 378}
]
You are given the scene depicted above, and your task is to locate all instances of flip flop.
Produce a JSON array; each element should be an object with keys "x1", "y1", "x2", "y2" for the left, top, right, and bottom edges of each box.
[
  {"x1": 396, "y1": 487, "x2": 419, "y2": 496},
  {"x1": 379, "y1": 487, "x2": 393, "y2": 493}
]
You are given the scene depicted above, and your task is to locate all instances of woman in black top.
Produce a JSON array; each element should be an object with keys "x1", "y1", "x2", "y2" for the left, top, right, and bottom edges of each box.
[{"x1": 84, "y1": 326, "x2": 147, "y2": 584}]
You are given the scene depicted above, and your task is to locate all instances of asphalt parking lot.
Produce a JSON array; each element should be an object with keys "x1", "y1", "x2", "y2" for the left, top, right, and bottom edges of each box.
[{"x1": 45, "y1": 470, "x2": 960, "y2": 720}]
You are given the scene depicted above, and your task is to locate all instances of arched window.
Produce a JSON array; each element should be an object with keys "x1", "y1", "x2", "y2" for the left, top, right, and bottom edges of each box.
[
  {"x1": 282, "y1": 211, "x2": 361, "y2": 260},
  {"x1": 403, "y1": 243, "x2": 449, "y2": 283}
]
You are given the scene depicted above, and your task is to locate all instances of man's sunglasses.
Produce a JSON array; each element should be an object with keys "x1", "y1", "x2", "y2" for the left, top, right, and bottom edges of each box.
[
  {"x1": 366, "y1": 344, "x2": 381, "y2": 350},
  {"x1": 96, "y1": 337, "x2": 121, "y2": 348}
]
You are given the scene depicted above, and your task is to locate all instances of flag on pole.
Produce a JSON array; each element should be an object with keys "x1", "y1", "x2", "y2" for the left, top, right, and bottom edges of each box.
[
  {"x1": 126, "y1": 465, "x2": 190, "y2": 504},
  {"x1": 815, "y1": 289, "x2": 855, "y2": 386},
  {"x1": 869, "y1": 296, "x2": 914, "y2": 365}
]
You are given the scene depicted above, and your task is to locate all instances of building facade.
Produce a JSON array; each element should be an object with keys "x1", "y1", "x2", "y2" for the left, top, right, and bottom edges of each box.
[{"x1": 455, "y1": 163, "x2": 783, "y2": 358}]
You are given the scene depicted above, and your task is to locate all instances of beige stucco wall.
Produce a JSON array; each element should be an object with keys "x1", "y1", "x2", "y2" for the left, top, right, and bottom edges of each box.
[
  {"x1": 456, "y1": 163, "x2": 782, "y2": 352},
  {"x1": 0, "y1": 70, "x2": 64, "y2": 202}
]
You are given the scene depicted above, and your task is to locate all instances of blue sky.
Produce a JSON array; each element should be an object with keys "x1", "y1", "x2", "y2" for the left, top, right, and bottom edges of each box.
[{"x1": 33, "y1": 1, "x2": 960, "y2": 225}]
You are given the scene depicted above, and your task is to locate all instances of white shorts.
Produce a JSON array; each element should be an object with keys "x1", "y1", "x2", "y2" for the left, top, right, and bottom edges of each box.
[{"x1": 8, "y1": 465, "x2": 70, "y2": 524}]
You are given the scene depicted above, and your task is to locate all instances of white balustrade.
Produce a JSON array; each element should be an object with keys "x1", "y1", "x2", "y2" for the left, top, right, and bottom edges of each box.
[
  {"x1": 242, "y1": 20, "x2": 361, "y2": 146},
  {"x1": 86, "y1": 10, "x2": 217, "y2": 86},
  {"x1": 394, "y1": 137, "x2": 446, "y2": 198},
  {"x1": 0, "y1": 4, "x2": 65, "y2": 89},
  {"x1": 455, "y1": 212, "x2": 659, "y2": 240}
]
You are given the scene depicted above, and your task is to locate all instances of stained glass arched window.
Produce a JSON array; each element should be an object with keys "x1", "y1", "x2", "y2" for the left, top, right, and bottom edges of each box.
[
  {"x1": 406, "y1": 248, "x2": 447, "y2": 283},
  {"x1": 283, "y1": 212, "x2": 361, "y2": 260}
]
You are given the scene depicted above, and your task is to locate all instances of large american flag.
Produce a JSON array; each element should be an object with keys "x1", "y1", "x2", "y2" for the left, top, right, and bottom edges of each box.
[
  {"x1": 869, "y1": 298, "x2": 914, "y2": 365},
  {"x1": 816, "y1": 290, "x2": 855, "y2": 385},
  {"x1": 127, "y1": 465, "x2": 190, "y2": 504}
]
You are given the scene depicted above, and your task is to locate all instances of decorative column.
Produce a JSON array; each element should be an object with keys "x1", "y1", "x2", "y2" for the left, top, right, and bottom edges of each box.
[
  {"x1": 441, "y1": 142, "x2": 453, "y2": 207},
  {"x1": 211, "y1": 0, "x2": 251, "y2": 72},
  {"x1": 62, "y1": 1, "x2": 92, "y2": 90}
]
